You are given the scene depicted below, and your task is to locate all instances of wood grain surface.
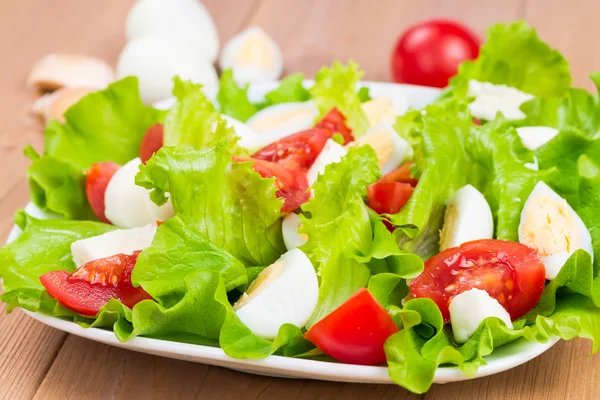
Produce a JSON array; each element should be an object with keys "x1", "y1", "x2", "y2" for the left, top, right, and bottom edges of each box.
[{"x1": 1, "y1": 0, "x2": 600, "y2": 399}]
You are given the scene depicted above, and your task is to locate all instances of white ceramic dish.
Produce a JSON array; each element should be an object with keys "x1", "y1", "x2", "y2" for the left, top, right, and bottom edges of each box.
[{"x1": 9, "y1": 81, "x2": 558, "y2": 385}]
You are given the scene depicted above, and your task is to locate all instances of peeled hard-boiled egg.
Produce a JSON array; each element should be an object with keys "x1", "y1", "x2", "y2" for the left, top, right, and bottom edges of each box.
[
  {"x1": 105, "y1": 158, "x2": 174, "y2": 228},
  {"x1": 71, "y1": 224, "x2": 157, "y2": 267},
  {"x1": 439, "y1": 184, "x2": 494, "y2": 250},
  {"x1": 519, "y1": 181, "x2": 593, "y2": 280},
  {"x1": 449, "y1": 288, "x2": 513, "y2": 343},
  {"x1": 234, "y1": 248, "x2": 318, "y2": 339},
  {"x1": 361, "y1": 96, "x2": 403, "y2": 126},
  {"x1": 126, "y1": 0, "x2": 219, "y2": 62},
  {"x1": 306, "y1": 139, "x2": 347, "y2": 186},
  {"x1": 282, "y1": 213, "x2": 308, "y2": 250},
  {"x1": 349, "y1": 123, "x2": 409, "y2": 174},
  {"x1": 516, "y1": 126, "x2": 559, "y2": 151},
  {"x1": 117, "y1": 34, "x2": 218, "y2": 104},
  {"x1": 467, "y1": 80, "x2": 534, "y2": 121},
  {"x1": 246, "y1": 101, "x2": 318, "y2": 142},
  {"x1": 219, "y1": 26, "x2": 283, "y2": 84}
]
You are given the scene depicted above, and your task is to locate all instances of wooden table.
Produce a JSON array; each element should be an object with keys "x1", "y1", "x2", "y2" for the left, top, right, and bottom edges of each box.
[{"x1": 1, "y1": 0, "x2": 600, "y2": 398}]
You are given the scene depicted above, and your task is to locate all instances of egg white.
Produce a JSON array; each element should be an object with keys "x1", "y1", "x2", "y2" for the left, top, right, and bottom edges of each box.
[
  {"x1": 516, "y1": 126, "x2": 559, "y2": 151},
  {"x1": 306, "y1": 139, "x2": 347, "y2": 186},
  {"x1": 282, "y1": 213, "x2": 308, "y2": 250},
  {"x1": 467, "y1": 80, "x2": 534, "y2": 121}
]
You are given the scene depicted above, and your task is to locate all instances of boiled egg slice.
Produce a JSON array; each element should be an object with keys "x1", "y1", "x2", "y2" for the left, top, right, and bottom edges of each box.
[
  {"x1": 306, "y1": 139, "x2": 347, "y2": 186},
  {"x1": 234, "y1": 248, "x2": 318, "y2": 339},
  {"x1": 282, "y1": 212, "x2": 308, "y2": 250},
  {"x1": 219, "y1": 26, "x2": 283, "y2": 84},
  {"x1": 126, "y1": 0, "x2": 220, "y2": 62},
  {"x1": 105, "y1": 158, "x2": 174, "y2": 228},
  {"x1": 245, "y1": 101, "x2": 318, "y2": 142},
  {"x1": 516, "y1": 126, "x2": 559, "y2": 151},
  {"x1": 467, "y1": 80, "x2": 534, "y2": 121},
  {"x1": 71, "y1": 224, "x2": 157, "y2": 267},
  {"x1": 362, "y1": 96, "x2": 399, "y2": 126},
  {"x1": 117, "y1": 34, "x2": 218, "y2": 104},
  {"x1": 439, "y1": 184, "x2": 494, "y2": 250},
  {"x1": 519, "y1": 181, "x2": 593, "y2": 280},
  {"x1": 348, "y1": 123, "x2": 409, "y2": 175},
  {"x1": 449, "y1": 288, "x2": 513, "y2": 343}
]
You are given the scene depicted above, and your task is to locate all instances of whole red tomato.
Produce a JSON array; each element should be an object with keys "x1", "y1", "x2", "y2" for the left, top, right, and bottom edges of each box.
[{"x1": 391, "y1": 19, "x2": 480, "y2": 88}]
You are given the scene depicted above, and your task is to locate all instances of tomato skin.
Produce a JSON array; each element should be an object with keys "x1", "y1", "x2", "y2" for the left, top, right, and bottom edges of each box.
[
  {"x1": 140, "y1": 123, "x2": 164, "y2": 164},
  {"x1": 410, "y1": 239, "x2": 546, "y2": 322},
  {"x1": 391, "y1": 19, "x2": 480, "y2": 88},
  {"x1": 234, "y1": 157, "x2": 310, "y2": 213},
  {"x1": 380, "y1": 162, "x2": 418, "y2": 187},
  {"x1": 315, "y1": 108, "x2": 354, "y2": 144},
  {"x1": 367, "y1": 182, "x2": 414, "y2": 215},
  {"x1": 40, "y1": 251, "x2": 152, "y2": 316},
  {"x1": 252, "y1": 128, "x2": 330, "y2": 171},
  {"x1": 86, "y1": 162, "x2": 121, "y2": 223},
  {"x1": 305, "y1": 289, "x2": 398, "y2": 365}
]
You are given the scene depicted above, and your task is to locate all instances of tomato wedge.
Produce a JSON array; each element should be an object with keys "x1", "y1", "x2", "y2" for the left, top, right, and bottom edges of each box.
[
  {"x1": 252, "y1": 128, "x2": 330, "y2": 171},
  {"x1": 86, "y1": 162, "x2": 121, "y2": 223},
  {"x1": 367, "y1": 182, "x2": 414, "y2": 215},
  {"x1": 315, "y1": 108, "x2": 354, "y2": 144},
  {"x1": 140, "y1": 123, "x2": 164, "y2": 164},
  {"x1": 410, "y1": 239, "x2": 546, "y2": 322},
  {"x1": 40, "y1": 251, "x2": 152, "y2": 316},
  {"x1": 379, "y1": 162, "x2": 418, "y2": 187},
  {"x1": 305, "y1": 289, "x2": 399, "y2": 365},
  {"x1": 235, "y1": 157, "x2": 310, "y2": 213}
]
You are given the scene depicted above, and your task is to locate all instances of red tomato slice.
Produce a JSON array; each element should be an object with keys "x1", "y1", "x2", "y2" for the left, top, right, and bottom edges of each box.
[
  {"x1": 40, "y1": 251, "x2": 152, "y2": 316},
  {"x1": 379, "y1": 162, "x2": 418, "y2": 187},
  {"x1": 391, "y1": 19, "x2": 480, "y2": 88},
  {"x1": 315, "y1": 108, "x2": 354, "y2": 144},
  {"x1": 234, "y1": 157, "x2": 310, "y2": 213},
  {"x1": 410, "y1": 239, "x2": 546, "y2": 322},
  {"x1": 367, "y1": 182, "x2": 414, "y2": 215},
  {"x1": 86, "y1": 162, "x2": 121, "y2": 223},
  {"x1": 140, "y1": 123, "x2": 164, "y2": 164},
  {"x1": 251, "y1": 128, "x2": 330, "y2": 171},
  {"x1": 305, "y1": 289, "x2": 398, "y2": 365}
]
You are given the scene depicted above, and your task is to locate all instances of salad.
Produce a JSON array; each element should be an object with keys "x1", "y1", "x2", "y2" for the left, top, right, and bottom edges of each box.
[{"x1": 2, "y1": 21, "x2": 600, "y2": 394}]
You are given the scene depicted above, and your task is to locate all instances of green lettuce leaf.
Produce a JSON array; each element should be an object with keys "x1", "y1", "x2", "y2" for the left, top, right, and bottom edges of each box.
[
  {"x1": 450, "y1": 21, "x2": 571, "y2": 97},
  {"x1": 263, "y1": 73, "x2": 311, "y2": 105},
  {"x1": 216, "y1": 69, "x2": 259, "y2": 122},
  {"x1": 0, "y1": 212, "x2": 115, "y2": 311},
  {"x1": 137, "y1": 143, "x2": 285, "y2": 267},
  {"x1": 28, "y1": 77, "x2": 164, "y2": 219},
  {"x1": 310, "y1": 61, "x2": 370, "y2": 136}
]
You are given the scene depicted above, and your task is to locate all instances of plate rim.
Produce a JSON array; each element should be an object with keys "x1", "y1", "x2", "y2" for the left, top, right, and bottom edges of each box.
[{"x1": 9, "y1": 80, "x2": 559, "y2": 385}]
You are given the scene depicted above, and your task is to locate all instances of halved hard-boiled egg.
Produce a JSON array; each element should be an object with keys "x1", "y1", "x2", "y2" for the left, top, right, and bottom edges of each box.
[
  {"x1": 117, "y1": 34, "x2": 218, "y2": 104},
  {"x1": 516, "y1": 126, "x2": 559, "y2": 151},
  {"x1": 467, "y1": 80, "x2": 534, "y2": 121},
  {"x1": 126, "y1": 0, "x2": 220, "y2": 63},
  {"x1": 234, "y1": 248, "x2": 318, "y2": 339},
  {"x1": 282, "y1": 212, "x2": 308, "y2": 250},
  {"x1": 306, "y1": 139, "x2": 347, "y2": 186},
  {"x1": 71, "y1": 224, "x2": 157, "y2": 267},
  {"x1": 246, "y1": 101, "x2": 318, "y2": 142},
  {"x1": 361, "y1": 95, "x2": 407, "y2": 126},
  {"x1": 439, "y1": 184, "x2": 494, "y2": 250},
  {"x1": 519, "y1": 181, "x2": 593, "y2": 280},
  {"x1": 105, "y1": 158, "x2": 174, "y2": 228},
  {"x1": 449, "y1": 288, "x2": 513, "y2": 343},
  {"x1": 349, "y1": 123, "x2": 409, "y2": 174},
  {"x1": 219, "y1": 26, "x2": 283, "y2": 84}
]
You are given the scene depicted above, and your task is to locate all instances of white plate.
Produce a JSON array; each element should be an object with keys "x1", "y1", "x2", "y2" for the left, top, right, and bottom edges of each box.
[{"x1": 10, "y1": 81, "x2": 558, "y2": 385}]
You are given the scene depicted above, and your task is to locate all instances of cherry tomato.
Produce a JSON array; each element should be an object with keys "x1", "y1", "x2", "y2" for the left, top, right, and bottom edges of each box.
[
  {"x1": 86, "y1": 162, "x2": 121, "y2": 223},
  {"x1": 410, "y1": 239, "x2": 546, "y2": 322},
  {"x1": 367, "y1": 182, "x2": 414, "y2": 215},
  {"x1": 391, "y1": 19, "x2": 480, "y2": 88},
  {"x1": 140, "y1": 123, "x2": 164, "y2": 164},
  {"x1": 40, "y1": 251, "x2": 152, "y2": 316},
  {"x1": 305, "y1": 289, "x2": 398, "y2": 365},
  {"x1": 315, "y1": 108, "x2": 354, "y2": 144},
  {"x1": 252, "y1": 128, "x2": 330, "y2": 171},
  {"x1": 234, "y1": 157, "x2": 310, "y2": 213},
  {"x1": 379, "y1": 162, "x2": 418, "y2": 187}
]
